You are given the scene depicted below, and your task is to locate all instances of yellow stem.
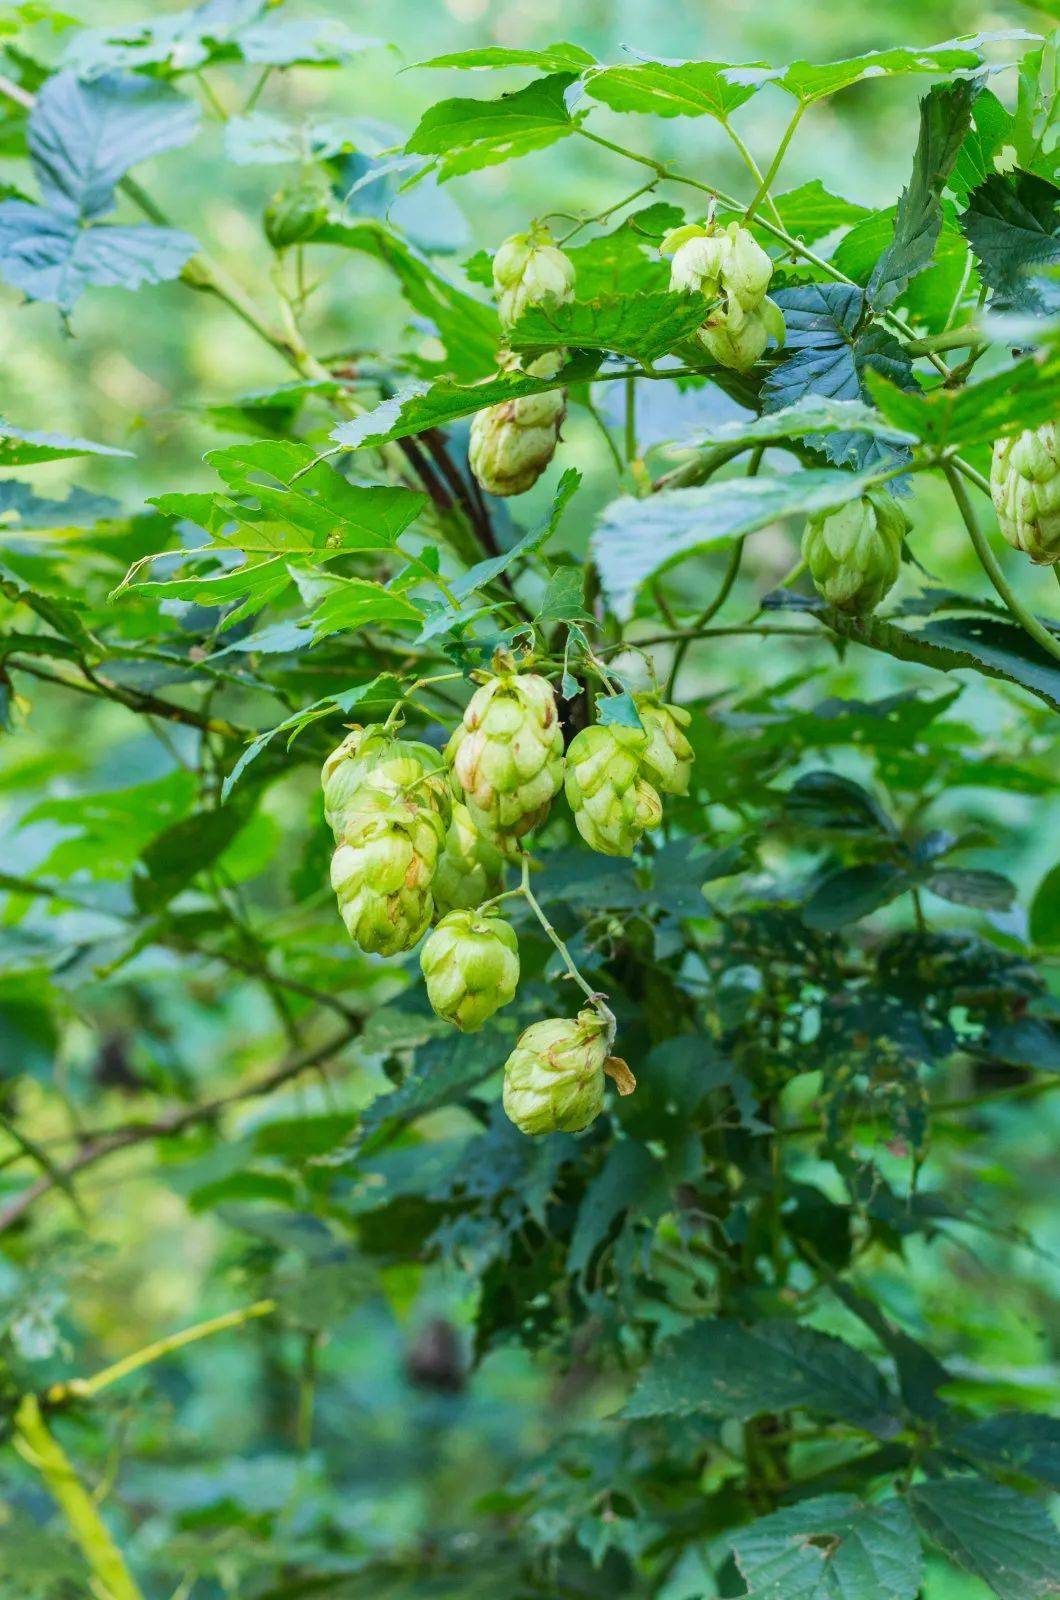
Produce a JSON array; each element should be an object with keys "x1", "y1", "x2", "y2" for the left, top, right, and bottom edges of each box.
[{"x1": 14, "y1": 1394, "x2": 145, "y2": 1600}]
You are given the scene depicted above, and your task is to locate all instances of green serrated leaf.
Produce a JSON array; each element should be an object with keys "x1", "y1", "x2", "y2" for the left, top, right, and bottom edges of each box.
[
  {"x1": 908, "y1": 1477, "x2": 1060, "y2": 1600},
  {"x1": 405, "y1": 72, "x2": 578, "y2": 182}
]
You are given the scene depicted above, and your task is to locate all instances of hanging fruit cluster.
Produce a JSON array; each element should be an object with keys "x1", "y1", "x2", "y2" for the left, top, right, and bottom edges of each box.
[{"x1": 321, "y1": 658, "x2": 687, "y2": 1137}]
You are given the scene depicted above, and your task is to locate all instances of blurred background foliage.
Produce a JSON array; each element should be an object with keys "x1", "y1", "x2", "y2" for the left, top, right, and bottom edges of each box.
[{"x1": 0, "y1": 1, "x2": 1058, "y2": 1597}]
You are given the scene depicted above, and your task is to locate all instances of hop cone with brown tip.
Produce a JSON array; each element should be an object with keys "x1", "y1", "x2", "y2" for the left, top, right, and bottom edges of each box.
[
  {"x1": 564, "y1": 722, "x2": 662, "y2": 857},
  {"x1": 447, "y1": 667, "x2": 564, "y2": 843},
  {"x1": 802, "y1": 491, "x2": 907, "y2": 614},
  {"x1": 502, "y1": 1008, "x2": 612, "y2": 1135},
  {"x1": 322, "y1": 725, "x2": 449, "y2": 841},
  {"x1": 420, "y1": 909, "x2": 520, "y2": 1032},
  {"x1": 991, "y1": 423, "x2": 1060, "y2": 565},
  {"x1": 330, "y1": 790, "x2": 444, "y2": 956}
]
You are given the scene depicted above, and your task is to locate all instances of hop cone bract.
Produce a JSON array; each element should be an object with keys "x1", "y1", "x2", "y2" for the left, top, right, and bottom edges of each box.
[
  {"x1": 502, "y1": 1007, "x2": 611, "y2": 1135},
  {"x1": 448, "y1": 669, "x2": 564, "y2": 843},
  {"x1": 420, "y1": 909, "x2": 520, "y2": 1031},
  {"x1": 991, "y1": 423, "x2": 1060, "y2": 565},
  {"x1": 802, "y1": 491, "x2": 907, "y2": 614},
  {"x1": 564, "y1": 723, "x2": 662, "y2": 857}
]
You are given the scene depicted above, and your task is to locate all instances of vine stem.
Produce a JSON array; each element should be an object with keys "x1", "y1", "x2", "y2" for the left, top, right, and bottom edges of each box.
[
  {"x1": 14, "y1": 1394, "x2": 146, "y2": 1600},
  {"x1": 743, "y1": 103, "x2": 805, "y2": 224},
  {"x1": 721, "y1": 118, "x2": 786, "y2": 231},
  {"x1": 48, "y1": 1300, "x2": 276, "y2": 1404},
  {"x1": 519, "y1": 854, "x2": 598, "y2": 1004},
  {"x1": 575, "y1": 126, "x2": 953, "y2": 379},
  {"x1": 943, "y1": 462, "x2": 1060, "y2": 664}
]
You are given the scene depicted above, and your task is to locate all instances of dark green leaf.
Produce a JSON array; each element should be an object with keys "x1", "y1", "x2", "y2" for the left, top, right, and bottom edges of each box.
[
  {"x1": 732, "y1": 1495, "x2": 922, "y2": 1600},
  {"x1": 908, "y1": 1477, "x2": 1060, "y2": 1600},
  {"x1": 867, "y1": 80, "x2": 975, "y2": 310},
  {"x1": 962, "y1": 169, "x2": 1060, "y2": 312},
  {"x1": 624, "y1": 1319, "x2": 898, "y2": 1433}
]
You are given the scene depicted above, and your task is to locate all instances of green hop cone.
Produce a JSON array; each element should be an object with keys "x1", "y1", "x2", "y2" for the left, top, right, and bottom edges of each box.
[
  {"x1": 263, "y1": 182, "x2": 328, "y2": 250},
  {"x1": 564, "y1": 722, "x2": 663, "y2": 857},
  {"x1": 330, "y1": 791, "x2": 444, "y2": 956},
  {"x1": 502, "y1": 1007, "x2": 634, "y2": 1135},
  {"x1": 700, "y1": 296, "x2": 786, "y2": 373},
  {"x1": 990, "y1": 423, "x2": 1060, "y2": 565},
  {"x1": 492, "y1": 226, "x2": 575, "y2": 328},
  {"x1": 420, "y1": 908, "x2": 520, "y2": 1032},
  {"x1": 665, "y1": 221, "x2": 783, "y2": 371},
  {"x1": 802, "y1": 491, "x2": 907, "y2": 614},
  {"x1": 322, "y1": 725, "x2": 449, "y2": 841},
  {"x1": 447, "y1": 667, "x2": 564, "y2": 843},
  {"x1": 432, "y1": 801, "x2": 507, "y2": 917},
  {"x1": 469, "y1": 352, "x2": 565, "y2": 498},
  {"x1": 633, "y1": 693, "x2": 694, "y2": 797}
]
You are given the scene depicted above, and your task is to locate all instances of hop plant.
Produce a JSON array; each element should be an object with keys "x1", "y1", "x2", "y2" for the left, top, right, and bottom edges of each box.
[
  {"x1": 665, "y1": 221, "x2": 784, "y2": 371},
  {"x1": 469, "y1": 352, "x2": 566, "y2": 497},
  {"x1": 564, "y1": 722, "x2": 663, "y2": 857},
  {"x1": 802, "y1": 491, "x2": 908, "y2": 614},
  {"x1": 432, "y1": 801, "x2": 507, "y2": 917},
  {"x1": 633, "y1": 693, "x2": 694, "y2": 797},
  {"x1": 502, "y1": 1007, "x2": 612, "y2": 1135},
  {"x1": 447, "y1": 665, "x2": 564, "y2": 843},
  {"x1": 263, "y1": 182, "x2": 328, "y2": 250},
  {"x1": 492, "y1": 225, "x2": 575, "y2": 328},
  {"x1": 990, "y1": 423, "x2": 1060, "y2": 565},
  {"x1": 322, "y1": 726, "x2": 449, "y2": 841},
  {"x1": 420, "y1": 909, "x2": 520, "y2": 1031},
  {"x1": 330, "y1": 792, "x2": 444, "y2": 956}
]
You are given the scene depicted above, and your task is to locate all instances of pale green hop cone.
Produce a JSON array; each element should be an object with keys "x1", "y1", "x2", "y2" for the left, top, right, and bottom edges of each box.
[
  {"x1": 447, "y1": 668, "x2": 564, "y2": 843},
  {"x1": 469, "y1": 352, "x2": 566, "y2": 498},
  {"x1": 564, "y1": 723, "x2": 663, "y2": 857},
  {"x1": 330, "y1": 793, "x2": 444, "y2": 956},
  {"x1": 420, "y1": 908, "x2": 520, "y2": 1031},
  {"x1": 432, "y1": 801, "x2": 507, "y2": 917},
  {"x1": 492, "y1": 225, "x2": 575, "y2": 328},
  {"x1": 633, "y1": 693, "x2": 694, "y2": 797},
  {"x1": 322, "y1": 725, "x2": 449, "y2": 841},
  {"x1": 665, "y1": 221, "x2": 783, "y2": 371},
  {"x1": 802, "y1": 491, "x2": 908, "y2": 614},
  {"x1": 990, "y1": 422, "x2": 1060, "y2": 565},
  {"x1": 502, "y1": 1008, "x2": 610, "y2": 1135}
]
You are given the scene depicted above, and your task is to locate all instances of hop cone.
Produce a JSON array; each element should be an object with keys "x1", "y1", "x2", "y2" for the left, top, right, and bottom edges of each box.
[
  {"x1": 502, "y1": 1007, "x2": 611, "y2": 1135},
  {"x1": 420, "y1": 909, "x2": 520, "y2": 1032},
  {"x1": 991, "y1": 423, "x2": 1060, "y2": 565},
  {"x1": 634, "y1": 693, "x2": 694, "y2": 797},
  {"x1": 492, "y1": 226, "x2": 575, "y2": 328},
  {"x1": 264, "y1": 182, "x2": 327, "y2": 250},
  {"x1": 469, "y1": 352, "x2": 565, "y2": 497},
  {"x1": 322, "y1": 725, "x2": 449, "y2": 840},
  {"x1": 564, "y1": 723, "x2": 662, "y2": 857},
  {"x1": 330, "y1": 791, "x2": 444, "y2": 956},
  {"x1": 447, "y1": 669, "x2": 564, "y2": 843},
  {"x1": 666, "y1": 221, "x2": 783, "y2": 371},
  {"x1": 802, "y1": 491, "x2": 907, "y2": 614},
  {"x1": 433, "y1": 801, "x2": 507, "y2": 917}
]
